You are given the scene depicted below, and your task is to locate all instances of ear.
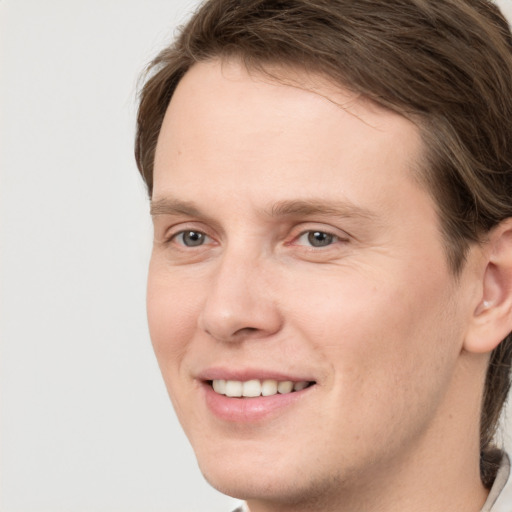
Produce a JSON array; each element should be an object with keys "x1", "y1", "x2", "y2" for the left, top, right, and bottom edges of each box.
[{"x1": 464, "y1": 218, "x2": 512, "y2": 354}]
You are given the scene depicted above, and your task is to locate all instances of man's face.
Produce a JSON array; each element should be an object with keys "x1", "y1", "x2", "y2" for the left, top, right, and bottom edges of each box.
[{"x1": 148, "y1": 60, "x2": 478, "y2": 506}]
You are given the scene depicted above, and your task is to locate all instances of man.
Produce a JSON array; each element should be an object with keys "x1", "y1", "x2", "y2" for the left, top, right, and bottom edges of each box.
[{"x1": 135, "y1": 1, "x2": 512, "y2": 510}]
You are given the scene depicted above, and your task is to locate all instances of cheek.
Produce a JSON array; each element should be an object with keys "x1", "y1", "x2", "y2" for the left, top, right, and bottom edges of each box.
[
  {"x1": 296, "y1": 252, "x2": 458, "y2": 347},
  {"x1": 146, "y1": 260, "x2": 201, "y2": 371},
  {"x1": 288, "y1": 263, "x2": 462, "y2": 406},
  {"x1": 282, "y1": 268, "x2": 463, "y2": 463}
]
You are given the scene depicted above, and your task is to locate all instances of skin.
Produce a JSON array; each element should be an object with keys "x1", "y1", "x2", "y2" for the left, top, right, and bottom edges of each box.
[{"x1": 147, "y1": 59, "x2": 504, "y2": 512}]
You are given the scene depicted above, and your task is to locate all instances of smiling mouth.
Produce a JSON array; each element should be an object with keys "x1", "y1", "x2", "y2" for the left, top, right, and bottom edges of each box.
[{"x1": 209, "y1": 379, "x2": 315, "y2": 398}]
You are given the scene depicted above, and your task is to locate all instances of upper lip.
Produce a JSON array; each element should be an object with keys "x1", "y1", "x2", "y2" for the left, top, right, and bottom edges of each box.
[{"x1": 196, "y1": 367, "x2": 316, "y2": 383}]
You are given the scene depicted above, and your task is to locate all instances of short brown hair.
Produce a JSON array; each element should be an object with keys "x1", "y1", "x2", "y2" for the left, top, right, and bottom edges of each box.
[{"x1": 135, "y1": 0, "x2": 512, "y2": 486}]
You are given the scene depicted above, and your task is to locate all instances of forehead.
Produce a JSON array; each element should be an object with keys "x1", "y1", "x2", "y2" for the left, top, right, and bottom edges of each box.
[
  {"x1": 158, "y1": 59, "x2": 420, "y2": 145},
  {"x1": 153, "y1": 59, "x2": 425, "y2": 210}
]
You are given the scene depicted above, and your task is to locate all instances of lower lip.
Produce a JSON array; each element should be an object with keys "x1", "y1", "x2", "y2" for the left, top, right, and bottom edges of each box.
[{"x1": 202, "y1": 382, "x2": 314, "y2": 423}]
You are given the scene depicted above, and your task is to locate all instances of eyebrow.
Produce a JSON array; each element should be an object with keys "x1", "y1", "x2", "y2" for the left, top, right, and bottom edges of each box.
[
  {"x1": 151, "y1": 196, "x2": 376, "y2": 222},
  {"x1": 267, "y1": 199, "x2": 377, "y2": 221},
  {"x1": 150, "y1": 198, "x2": 203, "y2": 217}
]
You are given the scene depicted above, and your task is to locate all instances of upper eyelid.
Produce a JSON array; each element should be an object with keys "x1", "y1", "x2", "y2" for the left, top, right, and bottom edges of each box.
[
  {"x1": 167, "y1": 228, "x2": 207, "y2": 240},
  {"x1": 158, "y1": 220, "x2": 215, "y2": 238},
  {"x1": 151, "y1": 211, "x2": 224, "y2": 238},
  {"x1": 297, "y1": 229, "x2": 341, "y2": 238},
  {"x1": 291, "y1": 230, "x2": 346, "y2": 248},
  {"x1": 297, "y1": 226, "x2": 347, "y2": 236},
  {"x1": 292, "y1": 224, "x2": 351, "y2": 240},
  {"x1": 157, "y1": 221, "x2": 351, "y2": 243},
  {"x1": 164, "y1": 227, "x2": 218, "y2": 248}
]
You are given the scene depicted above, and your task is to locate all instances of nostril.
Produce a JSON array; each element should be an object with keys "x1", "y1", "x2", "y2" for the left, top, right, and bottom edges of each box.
[
  {"x1": 237, "y1": 327, "x2": 258, "y2": 334},
  {"x1": 227, "y1": 326, "x2": 262, "y2": 340}
]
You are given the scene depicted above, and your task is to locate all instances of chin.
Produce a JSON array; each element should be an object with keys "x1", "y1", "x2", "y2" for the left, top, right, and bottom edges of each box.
[
  {"x1": 200, "y1": 463, "x2": 298, "y2": 503},
  {"x1": 194, "y1": 442, "x2": 298, "y2": 500},
  {"x1": 192, "y1": 434, "x2": 343, "y2": 504},
  {"x1": 199, "y1": 455, "x2": 350, "y2": 510}
]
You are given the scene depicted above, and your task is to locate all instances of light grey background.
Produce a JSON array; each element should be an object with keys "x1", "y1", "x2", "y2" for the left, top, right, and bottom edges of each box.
[{"x1": 1, "y1": 1, "x2": 512, "y2": 511}]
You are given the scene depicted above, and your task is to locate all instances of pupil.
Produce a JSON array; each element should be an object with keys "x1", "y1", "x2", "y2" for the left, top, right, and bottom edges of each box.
[
  {"x1": 308, "y1": 231, "x2": 333, "y2": 247},
  {"x1": 183, "y1": 231, "x2": 204, "y2": 246}
]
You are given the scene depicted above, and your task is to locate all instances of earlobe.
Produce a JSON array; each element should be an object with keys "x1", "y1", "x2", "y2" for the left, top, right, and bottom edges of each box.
[{"x1": 464, "y1": 219, "x2": 512, "y2": 354}]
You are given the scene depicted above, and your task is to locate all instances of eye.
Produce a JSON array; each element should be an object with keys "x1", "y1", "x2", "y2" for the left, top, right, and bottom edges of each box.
[
  {"x1": 297, "y1": 230, "x2": 338, "y2": 248},
  {"x1": 174, "y1": 230, "x2": 210, "y2": 247}
]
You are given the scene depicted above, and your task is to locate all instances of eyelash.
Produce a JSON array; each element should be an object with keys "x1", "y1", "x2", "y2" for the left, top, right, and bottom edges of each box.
[
  {"x1": 170, "y1": 230, "x2": 214, "y2": 247},
  {"x1": 167, "y1": 228, "x2": 344, "y2": 249},
  {"x1": 293, "y1": 230, "x2": 343, "y2": 248}
]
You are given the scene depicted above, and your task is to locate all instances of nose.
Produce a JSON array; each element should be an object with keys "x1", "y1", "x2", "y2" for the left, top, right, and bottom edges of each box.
[{"x1": 198, "y1": 250, "x2": 283, "y2": 343}]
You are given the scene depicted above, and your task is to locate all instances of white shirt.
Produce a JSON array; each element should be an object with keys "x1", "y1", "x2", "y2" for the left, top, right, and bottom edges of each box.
[{"x1": 482, "y1": 453, "x2": 511, "y2": 512}]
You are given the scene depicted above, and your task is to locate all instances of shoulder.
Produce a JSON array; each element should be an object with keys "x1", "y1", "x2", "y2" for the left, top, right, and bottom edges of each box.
[{"x1": 231, "y1": 504, "x2": 249, "y2": 512}]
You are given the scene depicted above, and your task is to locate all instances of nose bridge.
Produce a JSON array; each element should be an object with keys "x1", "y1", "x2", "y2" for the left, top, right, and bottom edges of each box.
[{"x1": 198, "y1": 242, "x2": 282, "y2": 342}]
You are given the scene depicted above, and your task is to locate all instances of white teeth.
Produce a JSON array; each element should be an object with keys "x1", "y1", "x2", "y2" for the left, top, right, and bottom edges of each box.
[
  {"x1": 211, "y1": 379, "x2": 311, "y2": 397},
  {"x1": 242, "y1": 379, "x2": 261, "y2": 397},
  {"x1": 212, "y1": 379, "x2": 226, "y2": 394},
  {"x1": 225, "y1": 380, "x2": 243, "y2": 397},
  {"x1": 261, "y1": 379, "x2": 278, "y2": 396},
  {"x1": 277, "y1": 381, "x2": 294, "y2": 394}
]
